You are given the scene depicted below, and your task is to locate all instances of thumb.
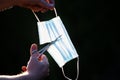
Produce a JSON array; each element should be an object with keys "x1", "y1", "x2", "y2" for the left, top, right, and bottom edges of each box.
[{"x1": 30, "y1": 43, "x2": 38, "y2": 56}]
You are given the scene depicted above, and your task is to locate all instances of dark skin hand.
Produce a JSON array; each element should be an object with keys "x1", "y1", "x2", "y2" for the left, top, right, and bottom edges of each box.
[
  {"x1": 0, "y1": 0, "x2": 55, "y2": 12},
  {"x1": 15, "y1": 0, "x2": 55, "y2": 12}
]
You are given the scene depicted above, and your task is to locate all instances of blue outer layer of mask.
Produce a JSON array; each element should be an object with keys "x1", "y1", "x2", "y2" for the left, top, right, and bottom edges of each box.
[{"x1": 37, "y1": 16, "x2": 79, "y2": 67}]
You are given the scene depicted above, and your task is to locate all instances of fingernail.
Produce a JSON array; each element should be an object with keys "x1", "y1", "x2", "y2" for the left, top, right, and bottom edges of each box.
[
  {"x1": 22, "y1": 66, "x2": 27, "y2": 72},
  {"x1": 31, "y1": 44, "x2": 37, "y2": 54},
  {"x1": 32, "y1": 44, "x2": 36, "y2": 51}
]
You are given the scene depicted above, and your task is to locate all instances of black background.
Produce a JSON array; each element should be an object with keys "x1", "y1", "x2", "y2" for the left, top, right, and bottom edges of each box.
[{"x1": 0, "y1": 0, "x2": 119, "y2": 80}]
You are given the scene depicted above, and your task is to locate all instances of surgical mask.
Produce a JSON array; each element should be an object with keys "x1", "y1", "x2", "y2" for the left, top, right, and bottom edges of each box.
[{"x1": 32, "y1": 8, "x2": 79, "y2": 80}]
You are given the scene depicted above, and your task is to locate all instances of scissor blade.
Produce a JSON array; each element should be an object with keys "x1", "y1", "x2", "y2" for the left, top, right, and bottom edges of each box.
[{"x1": 38, "y1": 35, "x2": 62, "y2": 55}]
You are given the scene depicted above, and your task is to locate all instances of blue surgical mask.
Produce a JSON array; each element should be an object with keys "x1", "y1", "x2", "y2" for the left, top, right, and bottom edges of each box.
[{"x1": 32, "y1": 8, "x2": 79, "y2": 80}]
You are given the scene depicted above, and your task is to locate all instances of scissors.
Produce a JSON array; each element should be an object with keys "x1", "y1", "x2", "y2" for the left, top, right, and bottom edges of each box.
[{"x1": 32, "y1": 35, "x2": 62, "y2": 55}]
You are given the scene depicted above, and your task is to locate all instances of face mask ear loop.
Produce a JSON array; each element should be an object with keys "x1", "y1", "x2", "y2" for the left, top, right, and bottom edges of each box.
[
  {"x1": 53, "y1": 8, "x2": 58, "y2": 17},
  {"x1": 32, "y1": 7, "x2": 57, "y2": 22},
  {"x1": 75, "y1": 57, "x2": 79, "y2": 80},
  {"x1": 61, "y1": 67, "x2": 72, "y2": 80},
  {"x1": 32, "y1": 10, "x2": 41, "y2": 22},
  {"x1": 61, "y1": 56, "x2": 79, "y2": 80}
]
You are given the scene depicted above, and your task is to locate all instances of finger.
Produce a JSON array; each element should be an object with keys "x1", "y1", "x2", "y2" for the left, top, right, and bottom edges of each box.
[
  {"x1": 38, "y1": 54, "x2": 49, "y2": 64},
  {"x1": 40, "y1": 0, "x2": 55, "y2": 9},
  {"x1": 46, "y1": 0, "x2": 55, "y2": 9},
  {"x1": 45, "y1": 0, "x2": 54, "y2": 4},
  {"x1": 30, "y1": 43, "x2": 38, "y2": 56},
  {"x1": 32, "y1": 7, "x2": 48, "y2": 13},
  {"x1": 21, "y1": 66, "x2": 27, "y2": 72},
  {"x1": 38, "y1": 54, "x2": 44, "y2": 61},
  {"x1": 26, "y1": 5, "x2": 47, "y2": 12}
]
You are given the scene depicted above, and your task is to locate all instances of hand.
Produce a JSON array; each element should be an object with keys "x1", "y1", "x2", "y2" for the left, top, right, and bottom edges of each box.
[
  {"x1": 15, "y1": 0, "x2": 55, "y2": 12},
  {"x1": 22, "y1": 43, "x2": 49, "y2": 80}
]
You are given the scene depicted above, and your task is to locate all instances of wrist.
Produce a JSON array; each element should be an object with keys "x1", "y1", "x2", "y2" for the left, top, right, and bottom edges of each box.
[
  {"x1": 0, "y1": 72, "x2": 33, "y2": 80},
  {"x1": 18, "y1": 71, "x2": 42, "y2": 80},
  {"x1": 15, "y1": 71, "x2": 33, "y2": 80}
]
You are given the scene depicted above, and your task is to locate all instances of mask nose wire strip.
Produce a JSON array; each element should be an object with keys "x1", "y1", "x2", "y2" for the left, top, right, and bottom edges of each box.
[{"x1": 61, "y1": 57, "x2": 79, "y2": 80}]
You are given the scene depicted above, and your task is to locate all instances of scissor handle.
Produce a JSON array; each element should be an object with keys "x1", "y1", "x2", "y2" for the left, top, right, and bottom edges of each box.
[{"x1": 38, "y1": 44, "x2": 50, "y2": 54}]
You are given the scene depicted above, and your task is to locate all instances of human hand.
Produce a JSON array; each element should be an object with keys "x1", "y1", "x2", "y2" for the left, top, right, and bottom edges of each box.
[
  {"x1": 22, "y1": 43, "x2": 49, "y2": 80},
  {"x1": 15, "y1": 0, "x2": 55, "y2": 12}
]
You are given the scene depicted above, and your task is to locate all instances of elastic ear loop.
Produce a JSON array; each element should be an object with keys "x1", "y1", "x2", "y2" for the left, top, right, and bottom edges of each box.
[
  {"x1": 32, "y1": 8, "x2": 79, "y2": 80},
  {"x1": 32, "y1": 8, "x2": 58, "y2": 22},
  {"x1": 61, "y1": 57, "x2": 79, "y2": 80}
]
